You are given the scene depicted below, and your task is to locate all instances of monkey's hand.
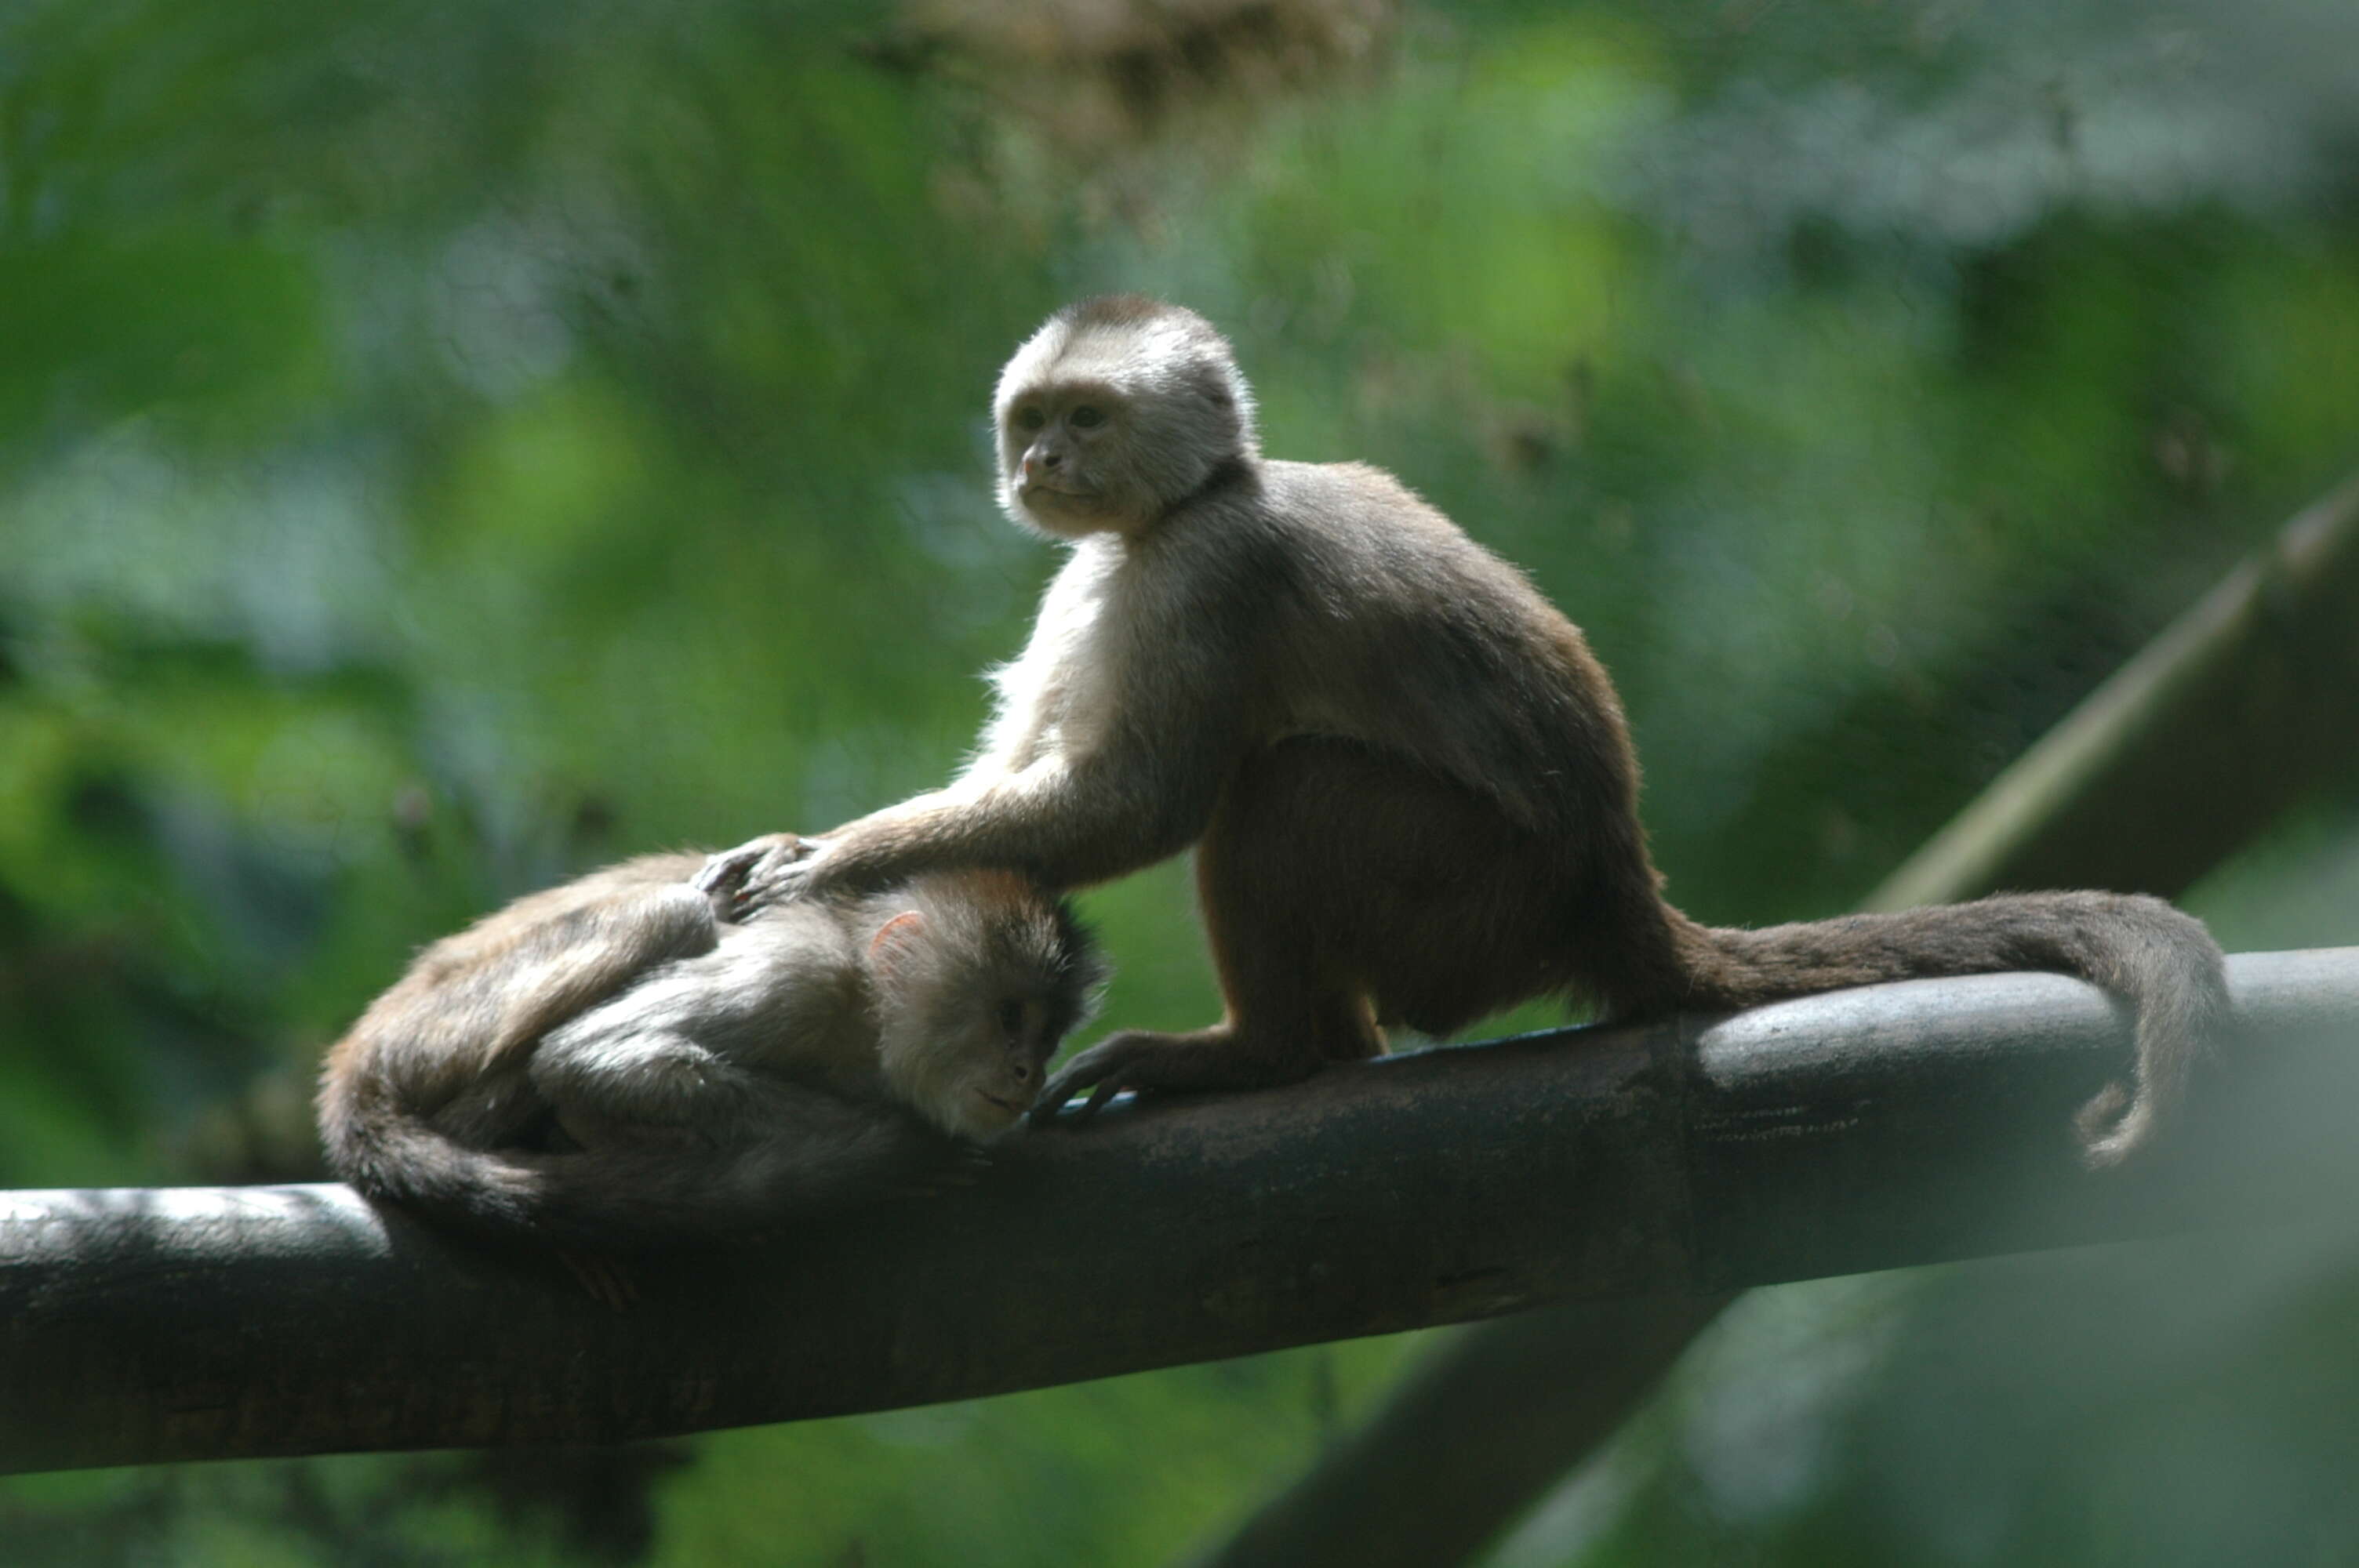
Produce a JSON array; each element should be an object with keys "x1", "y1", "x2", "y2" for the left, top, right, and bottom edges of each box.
[
  {"x1": 692, "y1": 833, "x2": 822, "y2": 922},
  {"x1": 1030, "y1": 1040, "x2": 1137, "y2": 1122},
  {"x1": 1033, "y1": 1025, "x2": 1321, "y2": 1124}
]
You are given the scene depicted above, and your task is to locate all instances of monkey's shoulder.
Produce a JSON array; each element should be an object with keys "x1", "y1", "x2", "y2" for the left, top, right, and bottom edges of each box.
[
  {"x1": 1243, "y1": 458, "x2": 1536, "y2": 618},
  {"x1": 660, "y1": 901, "x2": 867, "y2": 1029},
  {"x1": 716, "y1": 898, "x2": 864, "y2": 978},
  {"x1": 1257, "y1": 459, "x2": 1448, "y2": 532}
]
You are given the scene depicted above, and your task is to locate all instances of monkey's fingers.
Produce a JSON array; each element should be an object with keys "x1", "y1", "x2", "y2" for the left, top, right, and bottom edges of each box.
[
  {"x1": 738, "y1": 840, "x2": 834, "y2": 917},
  {"x1": 694, "y1": 834, "x2": 823, "y2": 920},
  {"x1": 1038, "y1": 1026, "x2": 1318, "y2": 1124},
  {"x1": 1031, "y1": 1064, "x2": 1104, "y2": 1124},
  {"x1": 691, "y1": 837, "x2": 790, "y2": 902},
  {"x1": 1028, "y1": 1083, "x2": 1129, "y2": 1125},
  {"x1": 1032, "y1": 1039, "x2": 1151, "y2": 1125},
  {"x1": 1080, "y1": 1078, "x2": 1134, "y2": 1118}
]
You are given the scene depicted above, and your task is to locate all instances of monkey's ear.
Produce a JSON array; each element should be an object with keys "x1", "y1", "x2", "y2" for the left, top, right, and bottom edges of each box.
[{"x1": 869, "y1": 911, "x2": 929, "y2": 980}]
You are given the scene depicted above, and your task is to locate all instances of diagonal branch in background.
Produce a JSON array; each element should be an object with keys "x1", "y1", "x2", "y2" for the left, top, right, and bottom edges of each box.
[
  {"x1": 1873, "y1": 468, "x2": 2359, "y2": 908},
  {"x1": 3, "y1": 946, "x2": 2356, "y2": 1477},
  {"x1": 1194, "y1": 468, "x2": 2359, "y2": 1568}
]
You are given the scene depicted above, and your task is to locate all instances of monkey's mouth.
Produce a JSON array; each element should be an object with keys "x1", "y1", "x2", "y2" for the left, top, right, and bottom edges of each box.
[
  {"x1": 1019, "y1": 478, "x2": 1098, "y2": 505},
  {"x1": 976, "y1": 1090, "x2": 1027, "y2": 1121}
]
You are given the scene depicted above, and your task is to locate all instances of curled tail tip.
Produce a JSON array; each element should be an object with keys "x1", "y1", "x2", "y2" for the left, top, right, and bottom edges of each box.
[{"x1": 2073, "y1": 1081, "x2": 2155, "y2": 1170}]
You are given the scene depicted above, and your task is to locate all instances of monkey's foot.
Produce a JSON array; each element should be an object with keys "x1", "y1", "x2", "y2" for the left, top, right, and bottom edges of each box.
[
  {"x1": 1033, "y1": 1027, "x2": 1319, "y2": 1124},
  {"x1": 692, "y1": 833, "x2": 820, "y2": 921}
]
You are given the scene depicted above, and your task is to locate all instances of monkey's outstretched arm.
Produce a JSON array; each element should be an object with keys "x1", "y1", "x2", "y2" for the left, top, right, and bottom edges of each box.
[
  {"x1": 820, "y1": 754, "x2": 1221, "y2": 892},
  {"x1": 750, "y1": 664, "x2": 1256, "y2": 902}
]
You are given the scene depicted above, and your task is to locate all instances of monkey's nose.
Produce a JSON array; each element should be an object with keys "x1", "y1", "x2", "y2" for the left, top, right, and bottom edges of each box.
[
  {"x1": 1023, "y1": 449, "x2": 1062, "y2": 479},
  {"x1": 1010, "y1": 1061, "x2": 1035, "y2": 1084}
]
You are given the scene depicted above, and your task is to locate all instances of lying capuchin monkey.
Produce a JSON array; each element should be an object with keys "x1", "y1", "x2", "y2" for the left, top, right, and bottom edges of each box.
[
  {"x1": 318, "y1": 835, "x2": 1103, "y2": 1247},
  {"x1": 725, "y1": 296, "x2": 2225, "y2": 1167}
]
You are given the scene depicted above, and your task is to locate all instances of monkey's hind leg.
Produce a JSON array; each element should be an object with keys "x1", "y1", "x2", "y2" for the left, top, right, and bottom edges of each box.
[
  {"x1": 1036, "y1": 738, "x2": 1589, "y2": 1122},
  {"x1": 1037, "y1": 742, "x2": 1409, "y2": 1122}
]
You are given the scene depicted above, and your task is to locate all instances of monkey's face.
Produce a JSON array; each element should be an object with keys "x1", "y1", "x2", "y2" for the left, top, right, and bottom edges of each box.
[
  {"x1": 1000, "y1": 387, "x2": 1135, "y2": 539},
  {"x1": 992, "y1": 300, "x2": 1259, "y2": 539},
  {"x1": 870, "y1": 878, "x2": 1105, "y2": 1141},
  {"x1": 882, "y1": 982, "x2": 1073, "y2": 1141}
]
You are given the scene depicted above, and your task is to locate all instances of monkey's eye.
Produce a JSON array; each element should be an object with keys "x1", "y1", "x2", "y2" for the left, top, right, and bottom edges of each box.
[
  {"x1": 1069, "y1": 405, "x2": 1104, "y2": 430},
  {"x1": 996, "y1": 999, "x2": 1027, "y2": 1039},
  {"x1": 1014, "y1": 406, "x2": 1047, "y2": 433}
]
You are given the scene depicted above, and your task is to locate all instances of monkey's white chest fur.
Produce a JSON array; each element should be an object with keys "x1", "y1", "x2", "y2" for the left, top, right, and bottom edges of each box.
[{"x1": 965, "y1": 540, "x2": 1129, "y2": 778}]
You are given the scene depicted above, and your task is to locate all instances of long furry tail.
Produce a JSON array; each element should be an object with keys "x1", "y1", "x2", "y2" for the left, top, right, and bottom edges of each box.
[
  {"x1": 321, "y1": 1078, "x2": 958, "y2": 1250},
  {"x1": 1668, "y1": 891, "x2": 2226, "y2": 1167}
]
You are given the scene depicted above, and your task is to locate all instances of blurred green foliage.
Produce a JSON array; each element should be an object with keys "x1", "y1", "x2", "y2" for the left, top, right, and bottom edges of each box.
[{"x1": 2, "y1": 0, "x2": 2356, "y2": 1562}]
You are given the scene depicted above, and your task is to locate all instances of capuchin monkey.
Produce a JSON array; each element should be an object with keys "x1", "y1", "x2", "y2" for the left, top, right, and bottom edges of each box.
[
  {"x1": 318, "y1": 835, "x2": 1104, "y2": 1247},
  {"x1": 745, "y1": 296, "x2": 2225, "y2": 1167}
]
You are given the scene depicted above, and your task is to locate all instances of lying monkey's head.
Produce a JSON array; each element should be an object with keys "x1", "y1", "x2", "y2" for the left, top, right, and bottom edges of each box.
[
  {"x1": 866, "y1": 868, "x2": 1107, "y2": 1138},
  {"x1": 992, "y1": 294, "x2": 1258, "y2": 539}
]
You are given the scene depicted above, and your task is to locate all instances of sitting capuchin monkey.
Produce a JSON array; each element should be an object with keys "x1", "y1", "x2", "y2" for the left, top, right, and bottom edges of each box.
[
  {"x1": 318, "y1": 835, "x2": 1103, "y2": 1247},
  {"x1": 729, "y1": 296, "x2": 2225, "y2": 1167}
]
